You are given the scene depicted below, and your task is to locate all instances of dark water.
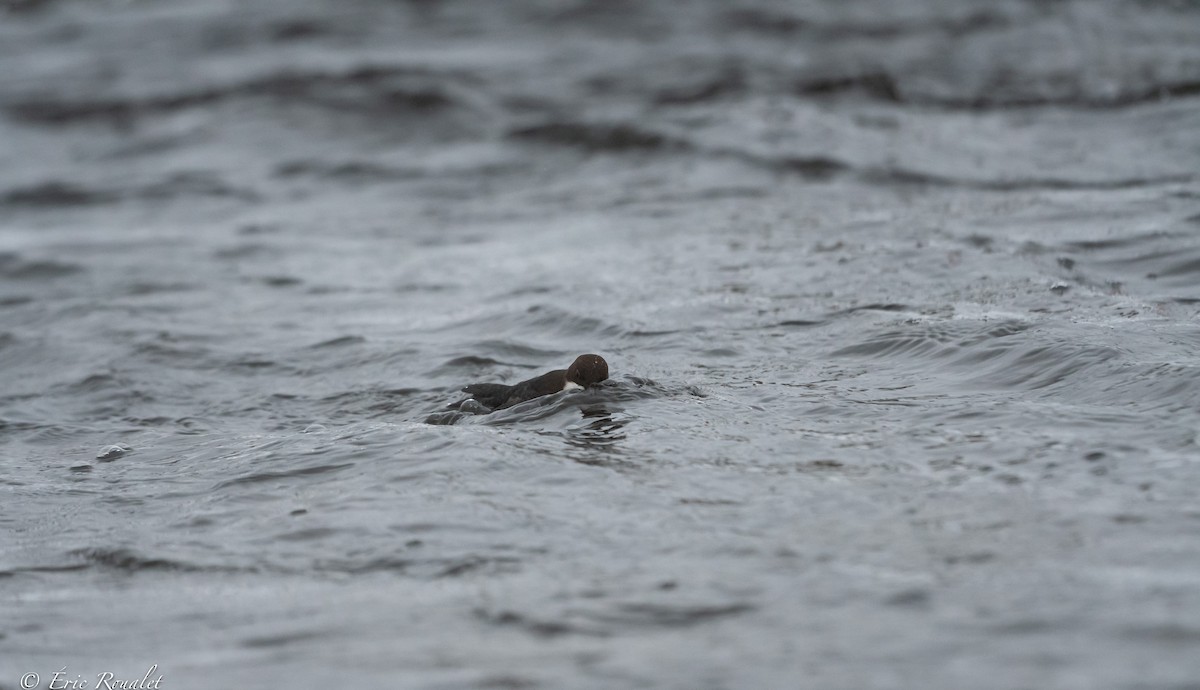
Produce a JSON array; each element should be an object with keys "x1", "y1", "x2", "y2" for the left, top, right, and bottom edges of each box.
[{"x1": 2, "y1": 0, "x2": 1200, "y2": 688}]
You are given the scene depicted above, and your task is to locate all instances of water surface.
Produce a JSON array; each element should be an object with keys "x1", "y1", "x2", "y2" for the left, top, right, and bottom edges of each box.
[{"x1": 2, "y1": 1, "x2": 1200, "y2": 688}]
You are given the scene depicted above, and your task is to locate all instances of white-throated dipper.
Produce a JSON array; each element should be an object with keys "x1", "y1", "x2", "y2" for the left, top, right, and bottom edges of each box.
[{"x1": 457, "y1": 354, "x2": 609, "y2": 411}]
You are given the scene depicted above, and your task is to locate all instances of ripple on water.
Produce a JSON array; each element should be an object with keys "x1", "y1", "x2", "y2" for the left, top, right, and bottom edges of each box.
[
  {"x1": 0, "y1": 181, "x2": 116, "y2": 207},
  {"x1": 63, "y1": 547, "x2": 250, "y2": 574},
  {"x1": 831, "y1": 320, "x2": 1030, "y2": 360},
  {"x1": 435, "y1": 305, "x2": 623, "y2": 341},
  {"x1": 426, "y1": 376, "x2": 667, "y2": 426},
  {"x1": 475, "y1": 600, "x2": 755, "y2": 638},
  {"x1": 1054, "y1": 229, "x2": 1200, "y2": 300},
  {"x1": 212, "y1": 461, "x2": 356, "y2": 490},
  {"x1": 832, "y1": 317, "x2": 1200, "y2": 415},
  {"x1": 0, "y1": 253, "x2": 85, "y2": 279}
]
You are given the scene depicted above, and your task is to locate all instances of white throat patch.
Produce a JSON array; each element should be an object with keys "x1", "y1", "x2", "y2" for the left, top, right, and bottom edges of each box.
[{"x1": 561, "y1": 381, "x2": 583, "y2": 392}]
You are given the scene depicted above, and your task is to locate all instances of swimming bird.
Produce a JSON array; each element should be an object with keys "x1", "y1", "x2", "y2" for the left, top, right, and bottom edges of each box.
[{"x1": 457, "y1": 354, "x2": 609, "y2": 412}]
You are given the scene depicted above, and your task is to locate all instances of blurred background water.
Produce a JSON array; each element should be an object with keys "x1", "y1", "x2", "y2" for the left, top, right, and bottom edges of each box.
[{"x1": 1, "y1": 0, "x2": 1199, "y2": 688}]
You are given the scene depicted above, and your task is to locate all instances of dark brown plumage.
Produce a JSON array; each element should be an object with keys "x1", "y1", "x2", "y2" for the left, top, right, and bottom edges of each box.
[{"x1": 460, "y1": 354, "x2": 609, "y2": 411}]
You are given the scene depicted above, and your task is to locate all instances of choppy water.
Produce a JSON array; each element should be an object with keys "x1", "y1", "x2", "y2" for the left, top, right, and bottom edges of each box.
[{"x1": 2, "y1": 0, "x2": 1200, "y2": 688}]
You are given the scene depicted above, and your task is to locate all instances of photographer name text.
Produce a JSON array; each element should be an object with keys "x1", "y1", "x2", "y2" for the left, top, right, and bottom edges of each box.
[{"x1": 20, "y1": 666, "x2": 163, "y2": 690}]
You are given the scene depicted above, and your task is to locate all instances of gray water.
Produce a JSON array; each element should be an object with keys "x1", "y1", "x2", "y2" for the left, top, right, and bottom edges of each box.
[{"x1": 2, "y1": 0, "x2": 1200, "y2": 688}]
